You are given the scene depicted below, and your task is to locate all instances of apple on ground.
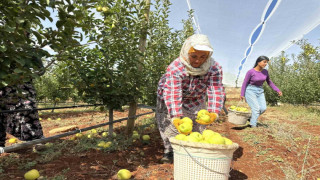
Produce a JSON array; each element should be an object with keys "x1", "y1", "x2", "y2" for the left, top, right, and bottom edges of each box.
[
  {"x1": 102, "y1": 132, "x2": 108, "y2": 137},
  {"x1": 9, "y1": 138, "x2": 17, "y2": 144},
  {"x1": 132, "y1": 133, "x2": 140, "y2": 140},
  {"x1": 117, "y1": 169, "x2": 131, "y2": 180},
  {"x1": 76, "y1": 133, "x2": 83, "y2": 138},
  {"x1": 24, "y1": 169, "x2": 40, "y2": 180},
  {"x1": 142, "y1": 135, "x2": 150, "y2": 141}
]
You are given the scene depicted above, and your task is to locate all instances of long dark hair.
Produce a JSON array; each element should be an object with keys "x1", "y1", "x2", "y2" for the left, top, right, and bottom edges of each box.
[{"x1": 253, "y1": 56, "x2": 269, "y2": 68}]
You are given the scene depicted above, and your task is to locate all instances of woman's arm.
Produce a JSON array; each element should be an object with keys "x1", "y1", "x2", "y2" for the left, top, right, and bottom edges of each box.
[
  {"x1": 240, "y1": 70, "x2": 252, "y2": 97},
  {"x1": 163, "y1": 72, "x2": 183, "y2": 118},
  {"x1": 206, "y1": 63, "x2": 225, "y2": 114}
]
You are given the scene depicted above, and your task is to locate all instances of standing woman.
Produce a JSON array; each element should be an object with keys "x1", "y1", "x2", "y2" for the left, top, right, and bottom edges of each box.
[
  {"x1": 240, "y1": 56, "x2": 282, "y2": 128},
  {"x1": 156, "y1": 34, "x2": 225, "y2": 163}
]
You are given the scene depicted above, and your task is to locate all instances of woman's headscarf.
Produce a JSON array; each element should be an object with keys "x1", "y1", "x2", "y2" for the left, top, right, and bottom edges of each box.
[{"x1": 180, "y1": 34, "x2": 214, "y2": 76}]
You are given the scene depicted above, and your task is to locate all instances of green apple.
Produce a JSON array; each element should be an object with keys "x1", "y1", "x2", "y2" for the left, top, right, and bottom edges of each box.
[
  {"x1": 133, "y1": 130, "x2": 138, "y2": 134},
  {"x1": 189, "y1": 132, "x2": 203, "y2": 141},
  {"x1": 102, "y1": 132, "x2": 108, "y2": 137},
  {"x1": 223, "y1": 137, "x2": 233, "y2": 145},
  {"x1": 202, "y1": 130, "x2": 215, "y2": 140},
  {"x1": 24, "y1": 169, "x2": 40, "y2": 180},
  {"x1": 112, "y1": 132, "x2": 117, "y2": 137},
  {"x1": 97, "y1": 141, "x2": 106, "y2": 147},
  {"x1": 48, "y1": 118, "x2": 52, "y2": 121},
  {"x1": 178, "y1": 123, "x2": 192, "y2": 134},
  {"x1": 230, "y1": 105, "x2": 236, "y2": 110},
  {"x1": 57, "y1": 118, "x2": 61, "y2": 121},
  {"x1": 200, "y1": 114, "x2": 211, "y2": 123},
  {"x1": 102, "y1": 7, "x2": 108, "y2": 12},
  {"x1": 91, "y1": 129, "x2": 97, "y2": 134},
  {"x1": 181, "y1": 117, "x2": 193, "y2": 125},
  {"x1": 150, "y1": 124, "x2": 156, "y2": 129},
  {"x1": 117, "y1": 169, "x2": 131, "y2": 180},
  {"x1": 185, "y1": 135, "x2": 199, "y2": 142},
  {"x1": 96, "y1": 6, "x2": 102, "y2": 12},
  {"x1": 142, "y1": 135, "x2": 150, "y2": 141},
  {"x1": 76, "y1": 133, "x2": 83, "y2": 138},
  {"x1": 175, "y1": 134, "x2": 187, "y2": 141},
  {"x1": 132, "y1": 133, "x2": 140, "y2": 140},
  {"x1": 207, "y1": 136, "x2": 225, "y2": 144}
]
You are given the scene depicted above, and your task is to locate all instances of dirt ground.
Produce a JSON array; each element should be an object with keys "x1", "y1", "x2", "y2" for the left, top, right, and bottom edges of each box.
[{"x1": 1, "y1": 88, "x2": 320, "y2": 179}]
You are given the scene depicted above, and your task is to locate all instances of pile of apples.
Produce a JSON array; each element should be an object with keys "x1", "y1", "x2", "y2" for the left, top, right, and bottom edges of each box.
[
  {"x1": 229, "y1": 105, "x2": 249, "y2": 112},
  {"x1": 175, "y1": 129, "x2": 233, "y2": 145}
]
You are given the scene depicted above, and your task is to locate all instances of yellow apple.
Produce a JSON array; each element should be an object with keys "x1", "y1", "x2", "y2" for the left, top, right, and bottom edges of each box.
[
  {"x1": 70, "y1": 136, "x2": 76, "y2": 141},
  {"x1": 197, "y1": 109, "x2": 209, "y2": 118},
  {"x1": 181, "y1": 117, "x2": 193, "y2": 125},
  {"x1": 102, "y1": 7, "x2": 108, "y2": 12},
  {"x1": 132, "y1": 133, "x2": 140, "y2": 140},
  {"x1": 91, "y1": 129, "x2": 97, "y2": 134},
  {"x1": 57, "y1": 118, "x2": 61, "y2": 121},
  {"x1": 48, "y1": 118, "x2": 52, "y2": 121},
  {"x1": 202, "y1": 130, "x2": 215, "y2": 140},
  {"x1": 223, "y1": 137, "x2": 233, "y2": 145},
  {"x1": 200, "y1": 114, "x2": 211, "y2": 123},
  {"x1": 189, "y1": 132, "x2": 203, "y2": 141},
  {"x1": 96, "y1": 6, "x2": 102, "y2": 12},
  {"x1": 24, "y1": 169, "x2": 40, "y2": 180},
  {"x1": 76, "y1": 133, "x2": 83, "y2": 138},
  {"x1": 207, "y1": 136, "x2": 225, "y2": 144},
  {"x1": 39, "y1": 118, "x2": 42, "y2": 121},
  {"x1": 97, "y1": 141, "x2": 106, "y2": 147},
  {"x1": 117, "y1": 169, "x2": 131, "y2": 180},
  {"x1": 150, "y1": 124, "x2": 156, "y2": 129},
  {"x1": 142, "y1": 135, "x2": 150, "y2": 141},
  {"x1": 185, "y1": 135, "x2": 199, "y2": 142},
  {"x1": 133, "y1": 130, "x2": 138, "y2": 134},
  {"x1": 9, "y1": 138, "x2": 17, "y2": 144},
  {"x1": 178, "y1": 123, "x2": 192, "y2": 134},
  {"x1": 175, "y1": 134, "x2": 187, "y2": 141},
  {"x1": 102, "y1": 132, "x2": 108, "y2": 137}
]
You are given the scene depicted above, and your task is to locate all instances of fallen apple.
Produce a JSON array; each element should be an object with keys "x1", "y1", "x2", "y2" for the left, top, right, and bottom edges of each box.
[
  {"x1": 142, "y1": 135, "x2": 150, "y2": 141},
  {"x1": 24, "y1": 169, "x2": 40, "y2": 180},
  {"x1": 102, "y1": 132, "x2": 108, "y2": 137},
  {"x1": 117, "y1": 169, "x2": 131, "y2": 180},
  {"x1": 76, "y1": 133, "x2": 83, "y2": 138},
  {"x1": 57, "y1": 118, "x2": 61, "y2": 121},
  {"x1": 132, "y1": 133, "x2": 140, "y2": 140},
  {"x1": 8, "y1": 138, "x2": 17, "y2": 144}
]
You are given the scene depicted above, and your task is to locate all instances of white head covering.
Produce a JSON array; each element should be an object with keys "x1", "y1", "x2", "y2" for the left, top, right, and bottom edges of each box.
[{"x1": 179, "y1": 34, "x2": 214, "y2": 76}]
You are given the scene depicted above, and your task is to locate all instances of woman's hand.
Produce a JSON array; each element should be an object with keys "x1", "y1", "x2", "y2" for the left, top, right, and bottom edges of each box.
[
  {"x1": 278, "y1": 91, "x2": 283, "y2": 96},
  {"x1": 240, "y1": 96, "x2": 245, "y2": 101}
]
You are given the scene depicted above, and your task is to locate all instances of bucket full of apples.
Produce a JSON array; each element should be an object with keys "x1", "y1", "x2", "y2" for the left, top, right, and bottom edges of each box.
[
  {"x1": 169, "y1": 110, "x2": 239, "y2": 180},
  {"x1": 227, "y1": 105, "x2": 251, "y2": 125}
]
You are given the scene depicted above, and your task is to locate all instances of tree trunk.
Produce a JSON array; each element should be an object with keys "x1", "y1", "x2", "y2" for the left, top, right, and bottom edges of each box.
[
  {"x1": 127, "y1": 0, "x2": 150, "y2": 136},
  {"x1": 108, "y1": 108, "x2": 114, "y2": 138}
]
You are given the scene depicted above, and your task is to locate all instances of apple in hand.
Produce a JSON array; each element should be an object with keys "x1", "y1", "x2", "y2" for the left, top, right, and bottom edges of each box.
[
  {"x1": 117, "y1": 169, "x2": 131, "y2": 180},
  {"x1": 178, "y1": 123, "x2": 192, "y2": 134},
  {"x1": 200, "y1": 114, "x2": 211, "y2": 123},
  {"x1": 181, "y1": 117, "x2": 193, "y2": 125}
]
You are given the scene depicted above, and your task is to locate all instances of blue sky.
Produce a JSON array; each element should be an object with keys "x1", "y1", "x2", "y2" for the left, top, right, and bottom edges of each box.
[{"x1": 167, "y1": 0, "x2": 320, "y2": 86}]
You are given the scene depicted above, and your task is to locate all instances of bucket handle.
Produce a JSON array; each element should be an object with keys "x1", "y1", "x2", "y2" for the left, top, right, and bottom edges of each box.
[{"x1": 179, "y1": 143, "x2": 233, "y2": 178}]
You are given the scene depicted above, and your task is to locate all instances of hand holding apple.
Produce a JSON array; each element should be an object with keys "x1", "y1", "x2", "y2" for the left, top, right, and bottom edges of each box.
[{"x1": 196, "y1": 109, "x2": 218, "y2": 125}]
